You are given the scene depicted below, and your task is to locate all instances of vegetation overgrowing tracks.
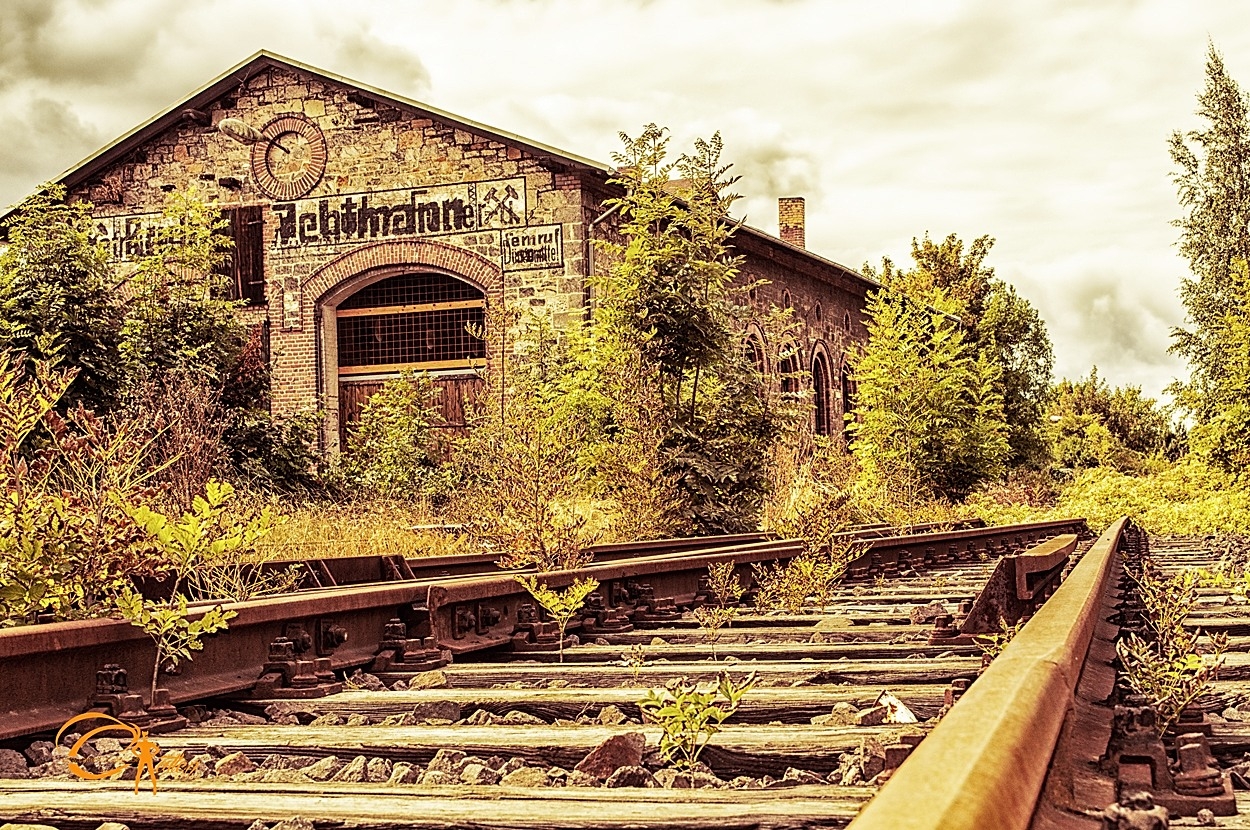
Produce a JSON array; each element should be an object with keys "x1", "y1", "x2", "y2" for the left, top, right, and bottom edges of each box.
[{"x1": 0, "y1": 522, "x2": 1063, "y2": 829}]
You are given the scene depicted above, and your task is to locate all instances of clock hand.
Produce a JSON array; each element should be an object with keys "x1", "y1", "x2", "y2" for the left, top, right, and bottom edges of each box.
[{"x1": 273, "y1": 141, "x2": 291, "y2": 154}]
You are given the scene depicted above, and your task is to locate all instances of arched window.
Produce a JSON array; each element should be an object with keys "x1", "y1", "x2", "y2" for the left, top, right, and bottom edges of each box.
[
  {"x1": 744, "y1": 332, "x2": 766, "y2": 374},
  {"x1": 841, "y1": 361, "x2": 856, "y2": 419},
  {"x1": 812, "y1": 350, "x2": 832, "y2": 436},
  {"x1": 336, "y1": 272, "x2": 486, "y2": 375},
  {"x1": 779, "y1": 343, "x2": 801, "y2": 400}
]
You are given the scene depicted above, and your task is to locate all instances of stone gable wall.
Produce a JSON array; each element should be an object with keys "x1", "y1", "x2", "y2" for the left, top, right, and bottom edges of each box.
[{"x1": 72, "y1": 64, "x2": 591, "y2": 450}]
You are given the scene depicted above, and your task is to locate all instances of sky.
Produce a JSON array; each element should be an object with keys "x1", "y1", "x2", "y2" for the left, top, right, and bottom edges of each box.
[{"x1": 2, "y1": 0, "x2": 1247, "y2": 400}]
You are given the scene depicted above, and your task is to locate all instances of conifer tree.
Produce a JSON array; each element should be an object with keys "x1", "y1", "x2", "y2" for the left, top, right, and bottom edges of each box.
[{"x1": 1169, "y1": 43, "x2": 1250, "y2": 470}]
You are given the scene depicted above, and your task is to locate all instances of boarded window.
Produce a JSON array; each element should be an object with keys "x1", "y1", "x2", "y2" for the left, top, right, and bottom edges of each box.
[{"x1": 216, "y1": 205, "x2": 266, "y2": 305}]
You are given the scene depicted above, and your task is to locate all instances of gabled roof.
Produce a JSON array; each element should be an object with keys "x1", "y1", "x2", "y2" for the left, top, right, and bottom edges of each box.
[
  {"x1": 736, "y1": 221, "x2": 881, "y2": 292},
  {"x1": 47, "y1": 50, "x2": 612, "y2": 198},
  {"x1": 17, "y1": 50, "x2": 878, "y2": 291}
]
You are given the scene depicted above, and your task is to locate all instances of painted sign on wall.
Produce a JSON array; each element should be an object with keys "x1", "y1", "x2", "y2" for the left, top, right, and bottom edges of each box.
[
  {"x1": 270, "y1": 176, "x2": 527, "y2": 248},
  {"x1": 93, "y1": 213, "x2": 161, "y2": 262}
]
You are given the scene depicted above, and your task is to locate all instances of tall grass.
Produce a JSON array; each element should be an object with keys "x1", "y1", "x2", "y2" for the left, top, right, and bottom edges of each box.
[
  {"x1": 246, "y1": 498, "x2": 475, "y2": 560},
  {"x1": 968, "y1": 457, "x2": 1250, "y2": 535}
]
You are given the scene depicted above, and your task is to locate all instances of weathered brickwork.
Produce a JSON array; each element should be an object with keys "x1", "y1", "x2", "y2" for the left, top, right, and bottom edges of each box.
[
  {"x1": 57, "y1": 53, "x2": 873, "y2": 452},
  {"x1": 778, "y1": 196, "x2": 806, "y2": 250},
  {"x1": 734, "y1": 232, "x2": 870, "y2": 431}
]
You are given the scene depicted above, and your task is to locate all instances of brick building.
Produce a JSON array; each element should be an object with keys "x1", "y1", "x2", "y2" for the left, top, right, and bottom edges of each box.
[{"x1": 42, "y1": 51, "x2": 878, "y2": 453}]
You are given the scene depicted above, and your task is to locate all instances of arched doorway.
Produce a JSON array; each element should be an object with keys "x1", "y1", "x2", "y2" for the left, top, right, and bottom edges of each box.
[{"x1": 333, "y1": 271, "x2": 487, "y2": 444}]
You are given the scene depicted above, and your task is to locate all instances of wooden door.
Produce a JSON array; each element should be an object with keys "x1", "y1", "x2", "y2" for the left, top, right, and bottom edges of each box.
[{"x1": 338, "y1": 375, "x2": 486, "y2": 450}]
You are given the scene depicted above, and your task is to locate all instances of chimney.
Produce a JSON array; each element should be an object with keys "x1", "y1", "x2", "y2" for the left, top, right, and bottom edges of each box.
[{"x1": 778, "y1": 197, "x2": 805, "y2": 249}]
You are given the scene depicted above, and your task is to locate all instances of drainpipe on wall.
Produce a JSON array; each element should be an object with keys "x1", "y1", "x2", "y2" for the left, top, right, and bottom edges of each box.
[
  {"x1": 584, "y1": 202, "x2": 621, "y2": 316},
  {"x1": 314, "y1": 305, "x2": 325, "y2": 455}
]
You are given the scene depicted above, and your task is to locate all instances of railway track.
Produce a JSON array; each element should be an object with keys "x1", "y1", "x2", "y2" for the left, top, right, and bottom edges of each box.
[{"x1": 10, "y1": 516, "x2": 1232, "y2": 829}]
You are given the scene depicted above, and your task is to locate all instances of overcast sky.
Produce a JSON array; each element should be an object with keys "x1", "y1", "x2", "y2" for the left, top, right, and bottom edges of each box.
[{"x1": 2, "y1": 0, "x2": 1247, "y2": 400}]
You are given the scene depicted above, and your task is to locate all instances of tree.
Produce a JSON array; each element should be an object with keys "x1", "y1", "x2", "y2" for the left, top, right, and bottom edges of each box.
[
  {"x1": 1050, "y1": 368, "x2": 1176, "y2": 473},
  {"x1": 339, "y1": 371, "x2": 451, "y2": 502},
  {"x1": 1169, "y1": 43, "x2": 1250, "y2": 471},
  {"x1": 118, "y1": 188, "x2": 243, "y2": 387},
  {"x1": 117, "y1": 189, "x2": 319, "y2": 495},
  {"x1": 0, "y1": 185, "x2": 123, "y2": 412},
  {"x1": 847, "y1": 287, "x2": 1009, "y2": 501},
  {"x1": 864, "y1": 233, "x2": 1054, "y2": 468},
  {"x1": 593, "y1": 125, "x2": 800, "y2": 532},
  {"x1": 453, "y1": 310, "x2": 601, "y2": 571}
]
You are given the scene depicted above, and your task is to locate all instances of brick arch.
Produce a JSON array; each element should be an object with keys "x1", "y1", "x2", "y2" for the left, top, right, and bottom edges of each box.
[
  {"x1": 743, "y1": 321, "x2": 768, "y2": 374},
  {"x1": 302, "y1": 239, "x2": 503, "y2": 309},
  {"x1": 305, "y1": 240, "x2": 502, "y2": 458}
]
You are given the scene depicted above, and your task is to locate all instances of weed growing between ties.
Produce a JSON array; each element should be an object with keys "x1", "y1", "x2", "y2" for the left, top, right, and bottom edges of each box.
[
  {"x1": 639, "y1": 671, "x2": 756, "y2": 770},
  {"x1": 619, "y1": 643, "x2": 648, "y2": 684},
  {"x1": 516, "y1": 575, "x2": 599, "y2": 663},
  {"x1": 752, "y1": 540, "x2": 867, "y2": 615},
  {"x1": 1117, "y1": 565, "x2": 1228, "y2": 736},
  {"x1": 692, "y1": 562, "x2": 745, "y2": 659},
  {"x1": 974, "y1": 618, "x2": 1024, "y2": 660}
]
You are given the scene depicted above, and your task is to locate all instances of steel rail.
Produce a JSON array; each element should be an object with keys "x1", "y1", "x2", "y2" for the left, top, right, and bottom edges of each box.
[
  {"x1": 261, "y1": 520, "x2": 989, "y2": 588},
  {"x1": 0, "y1": 518, "x2": 1085, "y2": 743},
  {"x1": 847, "y1": 517, "x2": 1128, "y2": 830}
]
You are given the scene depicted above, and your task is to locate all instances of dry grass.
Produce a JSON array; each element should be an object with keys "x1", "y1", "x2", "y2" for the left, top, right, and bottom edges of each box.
[{"x1": 245, "y1": 498, "x2": 477, "y2": 561}]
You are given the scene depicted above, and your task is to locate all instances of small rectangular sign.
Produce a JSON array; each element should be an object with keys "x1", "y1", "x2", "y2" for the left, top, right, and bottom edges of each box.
[{"x1": 501, "y1": 224, "x2": 563, "y2": 271}]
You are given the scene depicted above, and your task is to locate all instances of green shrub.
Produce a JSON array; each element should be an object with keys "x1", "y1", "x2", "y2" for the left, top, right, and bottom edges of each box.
[
  {"x1": 0, "y1": 351, "x2": 167, "y2": 626},
  {"x1": 968, "y1": 456, "x2": 1250, "y2": 536},
  {"x1": 515, "y1": 575, "x2": 599, "y2": 663},
  {"x1": 338, "y1": 371, "x2": 451, "y2": 502},
  {"x1": 639, "y1": 671, "x2": 755, "y2": 770}
]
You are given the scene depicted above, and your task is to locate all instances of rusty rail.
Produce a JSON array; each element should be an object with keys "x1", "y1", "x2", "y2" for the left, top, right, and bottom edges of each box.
[
  {"x1": 848, "y1": 517, "x2": 1127, "y2": 830},
  {"x1": 0, "y1": 518, "x2": 1085, "y2": 742},
  {"x1": 269, "y1": 520, "x2": 990, "y2": 588}
]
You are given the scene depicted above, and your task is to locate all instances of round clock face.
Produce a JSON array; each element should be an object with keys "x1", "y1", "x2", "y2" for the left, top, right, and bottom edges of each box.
[{"x1": 251, "y1": 115, "x2": 327, "y2": 201}]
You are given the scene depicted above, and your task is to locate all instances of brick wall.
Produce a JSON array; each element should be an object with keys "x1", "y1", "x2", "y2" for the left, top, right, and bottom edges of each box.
[
  {"x1": 733, "y1": 231, "x2": 871, "y2": 434},
  {"x1": 778, "y1": 197, "x2": 806, "y2": 249}
]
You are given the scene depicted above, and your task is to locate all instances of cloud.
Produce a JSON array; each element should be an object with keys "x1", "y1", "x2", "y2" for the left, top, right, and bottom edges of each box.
[
  {"x1": 0, "y1": 0, "x2": 1246, "y2": 402},
  {"x1": 328, "y1": 23, "x2": 432, "y2": 97},
  {"x1": 0, "y1": 95, "x2": 105, "y2": 208},
  {"x1": 0, "y1": 0, "x2": 167, "y2": 91}
]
